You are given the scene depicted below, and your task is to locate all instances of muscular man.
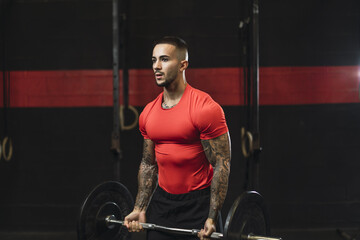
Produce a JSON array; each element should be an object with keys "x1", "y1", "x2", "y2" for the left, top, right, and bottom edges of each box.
[{"x1": 124, "y1": 36, "x2": 231, "y2": 240}]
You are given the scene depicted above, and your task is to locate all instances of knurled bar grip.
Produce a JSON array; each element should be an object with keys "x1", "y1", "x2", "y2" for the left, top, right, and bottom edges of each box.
[{"x1": 105, "y1": 215, "x2": 224, "y2": 239}]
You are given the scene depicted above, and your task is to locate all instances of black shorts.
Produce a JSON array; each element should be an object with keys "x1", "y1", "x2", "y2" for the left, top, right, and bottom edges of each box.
[{"x1": 146, "y1": 186, "x2": 210, "y2": 240}]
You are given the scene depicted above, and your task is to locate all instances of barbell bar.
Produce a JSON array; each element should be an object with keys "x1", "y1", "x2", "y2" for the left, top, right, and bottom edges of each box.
[
  {"x1": 105, "y1": 214, "x2": 224, "y2": 239},
  {"x1": 77, "y1": 181, "x2": 282, "y2": 240},
  {"x1": 104, "y1": 214, "x2": 281, "y2": 240}
]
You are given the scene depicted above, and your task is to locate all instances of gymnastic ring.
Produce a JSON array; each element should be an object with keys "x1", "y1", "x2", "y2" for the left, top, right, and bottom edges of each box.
[
  {"x1": 241, "y1": 127, "x2": 253, "y2": 158},
  {"x1": 119, "y1": 105, "x2": 139, "y2": 131},
  {"x1": 2, "y1": 136, "x2": 13, "y2": 161}
]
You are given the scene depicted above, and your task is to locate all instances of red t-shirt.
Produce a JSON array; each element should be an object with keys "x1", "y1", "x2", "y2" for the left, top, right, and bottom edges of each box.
[{"x1": 139, "y1": 84, "x2": 228, "y2": 194}]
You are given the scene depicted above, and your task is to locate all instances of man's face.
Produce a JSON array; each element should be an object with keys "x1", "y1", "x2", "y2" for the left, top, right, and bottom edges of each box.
[{"x1": 152, "y1": 43, "x2": 181, "y2": 87}]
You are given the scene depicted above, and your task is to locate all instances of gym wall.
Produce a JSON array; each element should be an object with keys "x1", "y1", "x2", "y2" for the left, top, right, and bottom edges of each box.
[{"x1": 0, "y1": 0, "x2": 359, "y2": 234}]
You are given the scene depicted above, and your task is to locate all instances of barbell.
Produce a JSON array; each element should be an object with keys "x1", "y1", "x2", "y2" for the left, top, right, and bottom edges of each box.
[{"x1": 77, "y1": 181, "x2": 282, "y2": 240}]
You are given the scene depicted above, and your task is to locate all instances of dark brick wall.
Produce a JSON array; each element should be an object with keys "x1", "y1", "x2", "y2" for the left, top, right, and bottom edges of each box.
[
  {"x1": 0, "y1": 0, "x2": 360, "y2": 233},
  {"x1": 259, "y1": 104, "x2": 360, "y2": 229},
  {"x1": 2, "y1": 0, "x2": 359, "y2": 70},
  {"x1": 1, "y1": 104, "x2": 359, "y2": 231}
]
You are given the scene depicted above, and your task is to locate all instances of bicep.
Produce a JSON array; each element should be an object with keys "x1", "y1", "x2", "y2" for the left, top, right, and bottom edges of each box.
[{"x1": 201, "y1": 132, "x2": 231, "y2": 167}]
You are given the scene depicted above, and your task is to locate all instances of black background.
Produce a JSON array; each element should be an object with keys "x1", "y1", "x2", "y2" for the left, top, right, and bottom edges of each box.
[{"x1": 1, "y1": 0, "x2": 360, "y2": 238}]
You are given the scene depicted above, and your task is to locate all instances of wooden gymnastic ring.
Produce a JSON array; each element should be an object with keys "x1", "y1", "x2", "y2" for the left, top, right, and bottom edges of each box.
[
  {"x1": 2, "y1": 136, "x2": 13, "y2": 161},
  {"x1": 120, "y1": 105, "x2": 139, "y2": 131},
  {"x1": 241, "y1": 127, "x2": 253, "y2": 158}
]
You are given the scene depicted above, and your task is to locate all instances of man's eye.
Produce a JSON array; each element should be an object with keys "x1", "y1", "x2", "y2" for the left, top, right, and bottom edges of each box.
[{"x1": 162, "y1": 58, "x2": 168, "y2": 62}]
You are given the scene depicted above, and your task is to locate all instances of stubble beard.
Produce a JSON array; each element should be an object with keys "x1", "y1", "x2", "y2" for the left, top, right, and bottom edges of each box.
[{"x1": 155, "y1": 72, "x2": 177, "y2": 88}]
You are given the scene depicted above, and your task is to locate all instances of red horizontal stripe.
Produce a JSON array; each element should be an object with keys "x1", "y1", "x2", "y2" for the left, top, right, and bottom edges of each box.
[
  {"x1": 260, "y1": 66, "x2": 360, "y2": 105},
  {"x1": 0, "y1": 66, "x2": 359, "y2": 107}
]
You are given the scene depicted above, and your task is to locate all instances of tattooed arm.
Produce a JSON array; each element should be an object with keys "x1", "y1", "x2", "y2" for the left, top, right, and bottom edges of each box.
[
  {"x1": 199, "y1": 132, "x2": 231, "y2": 239},
  {"x1": 134, "y1": 139, "x2": 158, "y2": 211},
  {"x1": 124, "y1": 139, "x2": 157, "y2": 231}
]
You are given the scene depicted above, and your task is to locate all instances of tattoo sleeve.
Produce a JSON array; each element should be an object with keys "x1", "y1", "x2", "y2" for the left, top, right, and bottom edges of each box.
[
  {"x1": 201, "y1": 132, "x2": 231, "y2": 220},
  {"x1": 134, "y1": 139, "x2": 158, "y2": 211}
]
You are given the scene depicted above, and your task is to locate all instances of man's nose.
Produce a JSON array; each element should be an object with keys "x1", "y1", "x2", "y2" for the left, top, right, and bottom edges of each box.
[{"x1": 153, "y1": 60, "x2": 161, "y2": 70}]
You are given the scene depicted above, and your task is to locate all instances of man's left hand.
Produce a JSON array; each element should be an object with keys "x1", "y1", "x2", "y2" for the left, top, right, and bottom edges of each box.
[{"x1": 198, "y1": 218, "x2": 216, "y2": 240}]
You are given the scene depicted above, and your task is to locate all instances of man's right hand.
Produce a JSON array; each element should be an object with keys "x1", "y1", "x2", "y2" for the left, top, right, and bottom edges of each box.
[{"x1": 124, "y1": 210, "x2": 147, "y2": 232}]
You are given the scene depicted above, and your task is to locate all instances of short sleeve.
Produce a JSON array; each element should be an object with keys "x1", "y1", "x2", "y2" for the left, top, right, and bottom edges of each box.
[
  {"x1": 139, "y1": 108, "x2": 150, "y2": 139},
  {"x1": 193, "y1": 99, "x2": 228, "y2": 140}
]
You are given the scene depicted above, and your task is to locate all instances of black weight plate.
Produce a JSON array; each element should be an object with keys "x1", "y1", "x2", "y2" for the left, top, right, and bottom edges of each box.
[
  {"x1": 224, "y1": 191, "x2": 270, "y2": 240},
  {"x1": 78, "y1": 181, "x2": 134, "y2": 240},
  {"x1": 96, "y1": 202, "x2": 122, "y2": 237}
]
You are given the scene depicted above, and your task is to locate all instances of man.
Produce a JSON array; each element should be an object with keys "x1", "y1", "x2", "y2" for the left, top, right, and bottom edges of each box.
[{"x1": 124, "y1": 36, "x2": 231, "y2": 240}]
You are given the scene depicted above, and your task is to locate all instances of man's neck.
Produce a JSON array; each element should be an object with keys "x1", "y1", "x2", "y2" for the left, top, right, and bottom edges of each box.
[{"x1": 162, "y1": 78, "x2": 187, "y2": 107}]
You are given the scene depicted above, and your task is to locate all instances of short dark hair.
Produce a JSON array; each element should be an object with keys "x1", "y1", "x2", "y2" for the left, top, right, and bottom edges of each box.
[{"x1": 153, "y1": 36, "x2": 188, "y2": 54}]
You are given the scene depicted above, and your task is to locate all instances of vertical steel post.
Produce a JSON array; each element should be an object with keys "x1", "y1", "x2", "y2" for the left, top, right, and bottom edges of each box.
[
  {"x1": 111, "y1": 0, "x2": 122, "y2": 181},
  {"x1": 121, "y1": 11, "x2": 129, "y2": 109},
  {"x1": 1, "y1": 0, "x2": 10, "y2": 136},
  {"x1": 250, "y1": 0, "x2": 261, "y2": 190},
  {"x1": 241, "y1": 0, "x2": 261, "y2": 191}
]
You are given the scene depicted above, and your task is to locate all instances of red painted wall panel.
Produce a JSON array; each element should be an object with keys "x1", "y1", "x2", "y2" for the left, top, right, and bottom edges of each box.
[
  {"x1": 0, "y1": 66, "x2": 359, "y2": 107},
  {"x1": 260, "y1": 66, "x2": 360, "y2": 105}
]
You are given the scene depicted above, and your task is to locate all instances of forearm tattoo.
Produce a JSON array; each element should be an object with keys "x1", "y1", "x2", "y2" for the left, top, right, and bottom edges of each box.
[
  {"x1": 201, "y1": 132, "x2": 231, "y2": 220},
  {"x1": 134, "y1": 139, "x2": 158, "y2": 211}
]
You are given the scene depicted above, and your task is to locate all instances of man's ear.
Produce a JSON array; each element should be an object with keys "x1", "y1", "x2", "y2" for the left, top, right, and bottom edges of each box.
[{"x1": 179, "y1": 60, "x2": 189, "y2": 72}]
